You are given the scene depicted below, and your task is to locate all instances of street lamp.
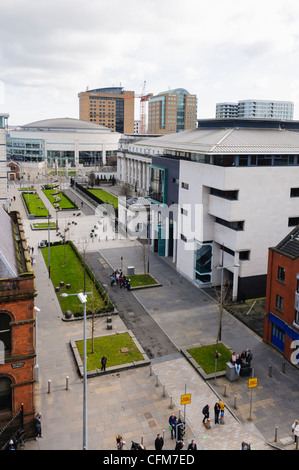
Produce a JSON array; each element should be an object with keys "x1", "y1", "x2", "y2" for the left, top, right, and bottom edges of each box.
[
  {"x1": 33, "y1": 306, "x2": 41, "y2": 382},
  {"x1": 60, "y1": 291, "x2": 92, "y2": 450},
  {"x1": 215, "y1": 255, "x2": 240, "y2": 383}
]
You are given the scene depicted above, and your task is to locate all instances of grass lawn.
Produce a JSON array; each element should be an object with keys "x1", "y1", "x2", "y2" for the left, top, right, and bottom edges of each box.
[
  {"x1": 22, "y1": 192, "x2": 49, "y2": 217},
  {"x1": 187, "y1": 343, "x2": 232, "y2": 374},
  {"x1": 76, "y1": 332, "x2": 144, "y2": 371},
  {"x1": 41, "y1": 243, "x2": 107, "y2": 316},
  {"x1": 87, "y1": 188, "x2": 118, "y2": 209},
  {"x1": 32, "y1": 222, "x2": 56, "y2": 230},
  {"x1": 129, "y1": 274, "x2": 158, "y2": 287},
  {"x1": 43, "y1": 188, "x2": 77, "y2": 210}
]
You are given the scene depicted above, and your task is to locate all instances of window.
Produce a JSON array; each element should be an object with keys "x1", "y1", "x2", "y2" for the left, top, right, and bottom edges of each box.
[
  {"x1": 295, "y1": 309, "x2": 299, "y2": 326},
  {"x1": 180, "y1": 234, "x2": 187, "y2": 242},
  {"x1": 239, "y1": 251, "x2": 250, "y2": 261},
  {"x1": 215, "y1": 217, "x2": 244, "y2": 231},
  {"x1": 180, "y1": 208, "x2": 188, "y2": 216},
  {"x1": 290, "y1": 188, "x2": 299, "y2": 198},
  {"x1": 181, "y1": 182, "x2": 189, "y2": 190},
  {"x1": 0, "y1": 377, "x2": 12, "y2": 412},
  {"x1": 278, "y1": 266, "x2": 285, "y2": 282},
  {"x1": 288, "y1": 217, "x2": 299, "y2": 227},
  {"x1": 276, "y1": 295, "x2": 283, "y2": 311},
  {"x1": 0, "y1": 313, "x2": 11, "y2": 359}
]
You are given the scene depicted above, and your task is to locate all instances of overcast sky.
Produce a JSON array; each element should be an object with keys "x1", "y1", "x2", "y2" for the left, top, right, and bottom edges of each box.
[{"x1": 1, "y1": 0, "x2": 299, "y2": 125}]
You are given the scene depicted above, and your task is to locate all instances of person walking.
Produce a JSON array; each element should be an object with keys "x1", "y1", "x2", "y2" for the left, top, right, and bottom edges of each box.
[
  {"x1": 35, "y1": 413, "x2": 42, "y2": 440},
  {"x1": 292, "y1": 419, "x2": 299, "y2": 444},
  {"x1": 169, "y1": 413, "x2": 177, "y2": 440},
  {"x1": 100, "y1": 355, "x2": 107, "y2": 371},
  {"x1": 116, "y1": 435, "x2": 126, "y2": 450},
  {"x1": 175, "y1": 440, "x2": 185, "y2": 450},
  {"x1": 214, "y1": 402, "x2": 221, "y2": 424},
  {"x1": 155, "y1": 433, "x2": 164, "y2": 450},
  {"x1": 202, "y1": 404, "x2": 210, "y2": 425},
  {"x1": 187, "y1": 439, "x2": 197, "y2": 450}
]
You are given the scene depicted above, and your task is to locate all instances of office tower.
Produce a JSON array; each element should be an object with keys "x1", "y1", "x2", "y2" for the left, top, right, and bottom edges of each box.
[
  {"x1": 78, "y1": 87, "x2": 135, "y2": 133},
  {"x1": 216, "y1": 99, "x2": 294, "y2": 120},
  {"x1": 148, "y1": 88, "x2": 197, "y2": 134}
]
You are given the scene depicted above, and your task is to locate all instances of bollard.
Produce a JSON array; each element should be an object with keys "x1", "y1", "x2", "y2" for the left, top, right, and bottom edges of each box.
[
  {"x1": 297, "y1": 437, "x2": 299, "y2": 450},
  {"x1": 282, "y1": 361, "x2": 286, "y2": 374},
  {"x1": 274, "y1": 426, "x2": 278, "y2": 443},
  {"x1": 66, "y1": 376, "x2": 69, "y2": 390},
  {"x1": 269, "y1": 365, "x2": 272, "y2": 377},
  {"x1": 141, "y1": 435, "x2": 144, "y2": 446},
  {"x1": 149, "y1": 365, "x2": 153, "y2": 376},
  {"x1": 162, "y1": 385, "x2": 166, "y2": 397},
  {"x1": 162, "y1": 429, "x2": 165, "y2": 441},
  {"x1": 234, "y1": 395, "x2": 237, "y2": 409},
  {"x1": 223, "y1": 384, "x2": 227, "y2": 397},
  {"x1": 155, "y1": 374, "x2": 159, "y2": 387},
  {"x1": 47, "y1": 379, "x2": 51, "y2": 394},
  {"x1": 169, "y1": 397, "x2": 174, "y2": 409}
]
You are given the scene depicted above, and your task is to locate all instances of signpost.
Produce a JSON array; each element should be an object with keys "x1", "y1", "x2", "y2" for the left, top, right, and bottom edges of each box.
[
  {"x1": 248, "y1": 372, "x2": 257, "y2": 420},
  {"x1": 180, "y1": 385, "x2": 191, "y2": 439}
]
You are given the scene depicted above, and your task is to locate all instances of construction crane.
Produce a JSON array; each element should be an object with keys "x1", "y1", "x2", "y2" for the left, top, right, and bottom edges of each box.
[{"x1": 123, "y1": 81, "x2": 152, "y2": 134}]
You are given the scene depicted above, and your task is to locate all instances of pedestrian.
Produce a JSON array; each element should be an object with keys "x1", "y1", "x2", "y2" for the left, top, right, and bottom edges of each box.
[
  {"x1": 214, "y1": 402, "x2": 221, "y2": 424},
  {"x1": 219, "y1": 399, "x2": 225, "y2": 423},
  {"x1": 292, "y1": 419, "x2": 299, "y2": 443},
  {"x1": 110, "y1": 273, "x2": 115, "y2": 286},
  {"x1": 187, "y1": 439, "x2": 197, "y2": 450},
  {"x1": 169, "y1": 413, "x2": 177, "y2": 440},
  {"x1": 202, "y1": 404, "x2": 209, "y2": 424},
  {"x1": 241, "y1": 441, "x2": 251, "y2": 450},
  {"x1": 116, "y1": 435, "x2": 126, "y2": 450},
  {"x1": 8, "y1": 439, "x2": 15, "y2": 450},
  {"x1": 35, "y1": 413, "x2": 42, "y2": 439},
  {"x1": 231, "y1": 352, "x2": 236, "y2": 365},
  {"x1": 155, "y1": 433, "x2": 164, "y2": 450},
  {"x1": 175, "y1": 440, "x2": 185, "y2": 450},
  {"x1": 100, "y1": 355, "x2": 107, "y2": 371},
  {"x1": 235, "y1": 354, "x2": 242, "y2": 374}
]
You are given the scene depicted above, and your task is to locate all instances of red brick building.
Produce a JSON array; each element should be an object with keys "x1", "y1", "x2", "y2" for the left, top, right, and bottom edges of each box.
[
  {"x1": 0, "y1": 209, "x2": 37, "y2": 444},
  {"x1": 264, "y1": 226, "x2": 299, "y2": 364}
]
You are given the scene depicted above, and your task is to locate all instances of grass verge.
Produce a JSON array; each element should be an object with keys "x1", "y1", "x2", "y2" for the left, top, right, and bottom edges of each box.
[
  {"x1": 187, "y1": 343, "x2": 232, "y2": 374},
  {"x1": 129, "y1": 274, "x2": 158, "y2": 287},
  {"x1": 87, "y1": 188, "x2": 118, "y2": 209},
  {"x1": 41, "y1": 242, "x2": 112, "y2": 316},
  {"x1": 76, "y1": 332, "x2": 144, "y2": 371}
]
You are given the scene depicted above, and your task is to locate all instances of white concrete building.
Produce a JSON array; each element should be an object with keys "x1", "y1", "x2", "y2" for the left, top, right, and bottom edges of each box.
[
  {"x1": 117, "y1": 134, "x2": 161, "y2": 195},
  {"x1": 131, "y1": 119, "x2": 299, "y2": 300},
  {"x1": 7, "y1": 117, "x2": 121, "y2": 173}
]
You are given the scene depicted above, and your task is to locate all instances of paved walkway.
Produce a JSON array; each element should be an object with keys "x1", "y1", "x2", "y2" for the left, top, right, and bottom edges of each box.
[{"x1": 8, "y1": 183, "x2": 298, "y2": 451}]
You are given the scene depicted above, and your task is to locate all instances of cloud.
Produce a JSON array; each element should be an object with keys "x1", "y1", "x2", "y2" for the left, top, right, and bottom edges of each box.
[{"x1": 1, "y1": 0, "x2": 299, "y2": 123}]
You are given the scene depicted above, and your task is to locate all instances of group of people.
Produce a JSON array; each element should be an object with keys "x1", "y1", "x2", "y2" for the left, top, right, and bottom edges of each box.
[
  {"x1": 231, "y1": 349, "x2": 253, "y2": 374},
  {"x1": 167, "y1": 413, "x2": 197, "y2": 450},
  {"x1": 110, "y1": 269, "x2": 131, "y2": 290},
  {"x1": 202, "y1": 399, "x2": 225, "y2": 426}
]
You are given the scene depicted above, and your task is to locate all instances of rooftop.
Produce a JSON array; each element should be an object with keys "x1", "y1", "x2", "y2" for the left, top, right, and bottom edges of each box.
[
  {"x1": 21, "y1": 117, "x2": 114, "y2": 133},
  {"x1": 138, "y1": 120, "x2": 299, "y2": 155},
  {"x1": 274, "y1": 226, "x2": 299, "y2": 259}
]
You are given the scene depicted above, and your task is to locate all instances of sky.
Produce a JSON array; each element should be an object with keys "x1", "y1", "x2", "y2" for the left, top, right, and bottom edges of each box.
[{"x1": 1, "y1": 0, "x2": 299, "y2": 125}]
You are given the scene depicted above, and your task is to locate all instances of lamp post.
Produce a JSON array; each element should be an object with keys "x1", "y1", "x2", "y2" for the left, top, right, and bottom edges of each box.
[
  {"x1": 60, "y1": 291, "x2": 92, "y2": 450},
  {"x1": 215, "y1": 255, "x2": 240, "y2": 383},
  {"x1": 33, "y1": 306, "x2": 41, "y2": 382}
]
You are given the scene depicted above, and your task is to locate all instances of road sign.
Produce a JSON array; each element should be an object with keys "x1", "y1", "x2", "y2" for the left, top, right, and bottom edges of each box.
[
  {"x1": 248, "y1": 377, "x2": 258, "y2": 388},
  {"x1": 181, "y1": 393, "x2": 191, "y2": 405}
]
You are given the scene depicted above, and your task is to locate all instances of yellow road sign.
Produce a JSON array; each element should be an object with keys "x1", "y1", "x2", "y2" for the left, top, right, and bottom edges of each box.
[
  {"x1": 248, "y1": 377, "x2": 258, "y2": 388},
  {"x1": 181, "y1": 393, "x2": 191, "y2": 405}
]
